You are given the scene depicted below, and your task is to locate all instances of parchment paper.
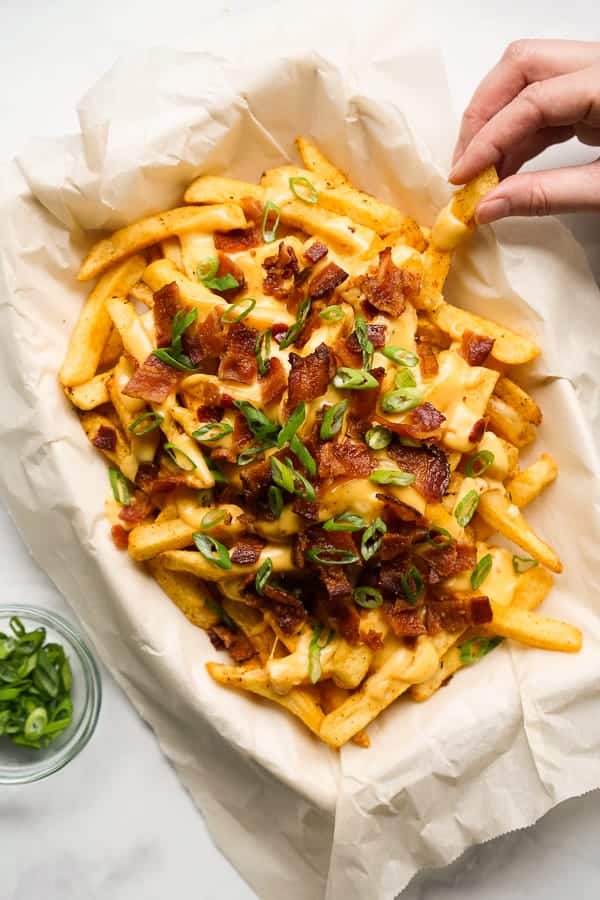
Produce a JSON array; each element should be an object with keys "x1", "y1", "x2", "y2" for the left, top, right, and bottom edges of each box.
[{"x1": 2, "y1": 3, "x2": 600, "y2": 898}]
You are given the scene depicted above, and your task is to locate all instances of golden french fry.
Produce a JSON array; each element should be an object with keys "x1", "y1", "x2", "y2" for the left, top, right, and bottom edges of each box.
[
  {"x1": 65, "y1": 370, "x2": 112, "y2": 410},
  {"x1": 80, "y1": 411, "x2": 138, "y2": 482},
  {"x1": 161, "y1": 545, "x2": 295, "y2": 582},
  {"x1": 129, "y1": 280, "x2": 155, "y2": 307},
  {"x1": 160, "y1": 236, "x2": 184, "y2": 270},
  {"x1": 416, "y1": 247, "x2": 451, "y2": 309},
  {"x1": 280, "y1": 200, "x2": 377, "y2": 255},
  {"x1": 478, "y1": 490, "x2": 562, "y2": 573},
  {"x1": 267, "y1": 627, "x2": 372, "y2": 694},
  {"x1": 416, "y1": 315, "x2": 451, "y2": 348},
  {"x1": 146, "y1": 557, "x2": 219, "y2": 629},
  {"x1": 494, "y1": 376, "x2": 542, "y2": 425},
  {"x1": 486, "y1": 394, "x2": 537, "y2": 448},
  {"x1": 506, "y1": 454, "x2": 558, "y2": 507},
  {"x1": 129, "y1": 519, "x2": 196, "y2": 561},
  {"x1": 485, "y1": 601, "x2": 582, "y2": 653},
  {"x1": 78, "y1": 205, "x2": 247, "y2": 281},
  {"x1": 319, "y1": 681, "x2": 370, "y2": 748},
  {"x1": 60, "y1": 254, "x2": 146, "y2": 386},
  {"x1": 477, "y1": 432, "x2": 519, "y2": 481},
  {"x1": 184, "y1": 175, "x2": 264, "y2": 205},
  {"x1": 295, "y1": 136, "x2": 349, "y2": 187},
  {"x1": 410, "y1": 645, "x2": 463, "y2": 701},
  {"x1": 105, "y1": 296, "x2": 153, "y2": 365},
  {"x1": 428, "y1": 300, "x2": 539, "y2": 365},
  {"x1": 143, "y1": 258, "x2": 225, "y2": 315},
  {"x1": 220, "y1": 600, "x2": 276, "y2": 664},
  {"x1": 453, "y1": 166, "x2": 500, "y2": 224},
  {"x1": 98, "y1": 326, "x2": 124, "y2": 370}
]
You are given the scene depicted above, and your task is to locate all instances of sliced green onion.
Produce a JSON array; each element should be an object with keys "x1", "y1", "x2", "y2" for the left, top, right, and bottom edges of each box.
[
  {"x1": 152, "y1": 348, "x2": 199, "y2": 372},
  {"x1": 289, "y1": 176, "x2": 318, "y2": 204},
  {"x1": 323, "y1": 512, "x2": 367, "y2": 532},
  {"x1": 465, "y1": 450, "x2": 495, "y2": 477},
  {"x1": 353, "y1": 586, "x2": 383, "y2": 609},
  {"x1": 394, "y1": 367, "x2": 417, "y2": 389},
  {"x1": 255, "y1": 329, "x2": 272, "y2": 377},
  {"x1": 425, "y1": 526, "x2": 453, "y2": 548},
  {"x1": 400, "y1": 566, "x2": 424, "y2": 604},
  {"x1": 109, "y1": 468, "x2": 131, "y2": 506},
  {"x1": 471, "y1": 553, "x2": 493, "y2": 590},
  {"x1": 204, "y1": 273, "x2": 240, "y2": 292},
  {"x1": 164, "y1": 443, "x2": 197, "y2": 472},
  {"x1": 152, "y1": 307, "x2": 200, "y2": 371},
  {"x1": 234, "y1": 400, "x2": 279, "y2": 441},
  {"x1": 333, "y1": 367, "x2": 378, "y2": 390},
  {"x1": 195, "y1": 257, "x2": 219, "y2": 282},
  {"x1": 192, "y1": 533, "x2": 232, "y2": 570},
  {"x1": 289, "y1": 434, "x2": 316, "y2": 476},
  {"x1": 206, "y1": 457, "x2": 227, "y2": 484},
  {"x1": 354, "y1": 316, "x2": 374, "y2": 370},
  {"x1": 319, "y1": 305, "x2": 345, "y2": 322},
  {"x1": 270, "y1": 457, "x2": 295, "y2": 493},
  {"x1": 128, "y1": 411, "x2": 164, "y2": 435},
  {"x1": 365, "y1": 425, "x2": 392, "y2": 450},
  {"x1": 221, "y1": 297, "x2": 256, "y2": 324},
  {"x1": 237, "y1": 444, "x2": 271, "y2": 466},
  {"x1": 268, "y1": 485, "x2": 284, "y2": 518},
  {"x1": 286, "y1": 459, "x2": 316, "y2": 501},
  {"x1": 192, "y1": 421, "x2": 233, "y2": 443},
  {"x1": 454, "y1": 489, "x2": 480, "y2": 527},
  {"x1": 9, "y1": 617, "x2": 25, "y2": 638},
  {"x1": 261, "y1": 200, "x2": 281, "y2": 243},
  {"x1": 380, "y1": 387, "x2": 422, "y2": 414},
  {"x1": 205, "y1": 598, "x2": 237, "y2": 630},
  {"x1": 512, "y1": 555, "x2": 538, "y2": 574},
  {"x1": 369, "y1": 469, "x2": 416, "y2": 487},
  {"x1": 197, "y1": 489, "x2": 214, "y2": 506},
  {"x1": 255, "y1": 558, "x2": 273, "y2": 596},
  {"x1": 200, "y1": 509, "x2": 227, "y2": 532},
  {"x1": 320, "y1": 400, "x2": 348, "y2": 440},
  {"x1": 24, "y1": 707, "x2": 47, "y2": 740},
  {"x1": 361, "y1": 517, "x2": 387, "y2": 561},
  {"x1": 382, "y1": 346, "x2": 419, "y2": 367},
  {"x1": 278, "y1": 295, "x2": 312, "y2": 349},
  {"x1": 306, "y1": 548, "x2": 359, "y2": 565},
  {"x1": 308, "y1": 625, "x2": 334, "y2": 684},
  {"x1": 172, "y1": 308, "x2": 198, "y2": 349},
  {"x1": 398, "y1": 436, "x2": 422, "y2": 447},
  {"x1": 277, "y1": 403, "x2": 306, "y2": 447},
  {"x1": 460, "y1": 636, "x2": 503, "y2": 665}
]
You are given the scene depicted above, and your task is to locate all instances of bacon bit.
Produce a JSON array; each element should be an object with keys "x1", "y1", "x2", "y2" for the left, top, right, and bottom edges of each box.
[
  {"x1": 346, "y1": 366, "x2": 385, "y2": 426},
  {"x1": 426, "y1": 595, "x2": 492, "y2": 634},
  {"x1": 308, "y1": 262, "x2": 349, "y2": 298},
  {"x1": 211, "y1": 253, "x2": 246, "y2": 301},
  {"x1": 221, "y1": 393, "x2": 235, "y2": 409},
  {"x1": 336, "y1": 323, "x2": 387, "y2": 369},
  {"x1": 196, "y1": 405, "x2": 224, "y2": 423},
  {"x1": 239, "y1": 456, "x2": 272, "y2": 501},
  {"x1": 417, "y1": 341, "x2": 439, "y2": 377},
  {"x1": 218, "y1": 322, "x2": 258, "y2": 384},
  {"x1": 287, "y1": 343, "x2": 335, "y2": 409},
  {"x1": 421, "y1": 542, "x2": 477, "y2": 584},
  {"x1": 230, "y1": 535, "x2": 265, "y2": 565},
  {"x1": 361, "y1": 629, "x2": 385, "y2": 651},
  {"x1": 469, "y1": 416, "x2": 488, "y2": 444},
  {"x1": 92, "y1": 425, "x2": 117, "y2": 451},
  {"x1": 374, "y1": 559, "x2": 418, "y2": 599},
  {"x1": 214, "y1": 198, "x2": 263, "y2": 253},
  {"x1": 357, "y1": 247, "x2": 421, "y2": 317},
  {"x1": 296, "y1": 526, "x2": 358, "y2": 569},
  {"x1": 135, "y1": 462, "x2": 188, "y2": 495},
  {"x1": 111, "y1": 524, "x2": 129, "y2": 550},
  {"x1": 271, "y1": 323, "x2": 289, "y2": 342},
  {"x1": 153, "y1": 282, "x2": 181, "y2": 347},
  {"x1": 260, "y1": 581, "x2": 307, "y2": 636},
  {"x1": 375, "y1": 493, "x2": 427, "y2": 527},
  {"x1": 291, "y1": 499, "x2": 320, "y2": 520},
  {"x1": 387, "y1": 442, "x2": 450, "y2": 502},
  {"x1": 184, "y1": 308, "x2": 226, "y2": 367},
  {"x1": 207, "y1": 625, "x2": 257, "y2": 663},
  {"x1": 123, "y1": 354, "x2": 179, "y2": 403},
  {"x1": 461, "y1": 330, "x2": 495, "y2": 366},
  {"x1": 263, "y1": 242, "x2": 300, "y2": 299},
  {"x1": 381, "y1": 402, "x2": 446, "y2": 442},
  {"x1": 378, "y1": 532, "x2": 414, "y2": 561},
  {"x1": 317, "y1": 439, "x2": 372, "y2": 479},
  {"x1": 211, "y1": 412, "x2": 252, "y2": 464},
  {"x1": 303, "y1": 241, "x2": 328, "y2": 264},
  {"x1": 384, "y1": 604, "x2": 426, "y2": 638},
  {"x1": 260, "y1": 356, "x2": 287, "y2": 405},
  {"x1": 119, "y1": 493, "x2": 154, "y2": 524}
]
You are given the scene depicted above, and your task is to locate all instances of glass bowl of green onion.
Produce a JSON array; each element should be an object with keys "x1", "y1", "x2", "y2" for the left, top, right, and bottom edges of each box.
[{"x1": 0, "y1": 605, "x2": 101, "y2": 784}]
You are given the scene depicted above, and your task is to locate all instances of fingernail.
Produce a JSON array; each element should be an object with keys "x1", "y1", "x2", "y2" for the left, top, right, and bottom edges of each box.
[
  {"x1": 475, "y1": 197, "x2": 510, "y2": 224},
  {"x1": 448, "y1": 160, "x2": 463, "y2": 183}
]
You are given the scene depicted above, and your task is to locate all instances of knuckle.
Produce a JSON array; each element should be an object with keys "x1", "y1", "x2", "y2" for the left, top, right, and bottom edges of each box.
[
  {"x1": 522, "y1": 174, "x2": 551, "y2": 217},
  {"x1": 503, "y1": 39, "x2": 534, "y2": 64}
]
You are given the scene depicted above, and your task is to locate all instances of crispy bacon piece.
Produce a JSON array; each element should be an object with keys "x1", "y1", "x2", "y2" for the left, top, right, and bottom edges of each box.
[
  {"x1": 290, "y1": 498, "x2": 319, "y2": 521},
  {"x1": 239, "y1": 456, "x2": 272, "y2": 501},
  {"x1": 374, "y1": 558, "x2": 424, "y2": 600},
  {"x1": 308, "y1": 262, "x2": 349, "y2": 298},
  {"x1": 230, "y1": 535, "x2": 265, "y2": 565},
  {"x1": 426, "y1": 595, "x2": 492, "y2": 634},
  {"x1": 123, "y1": 354, "x2": 178, "y2": 403},
  {"x1": 261, "y1": 582, "x2": 307, "y2": 635},
  {"x1": 317, "y1": 439, "x2": 372, "y2": 479},
  {"x1": 361, "y1": 629, "x2": 385, "y2": 651},
  {"x1": 346, "y1": 366, "x2": 385, "y2": 429},
  {"x1": 153, "y1": 282, "x2": 181, "y2": 347},
  {"x1": 469, "y1": 416, "x2": 488, "y2": 444},
  {"x1": 384, "y1": 604, "x2": 427, "y2": 638},
  {"x1": 417, "y1": 341, "x2": 439, "y2": 377},
  {"x1": 335, "y1": 323, "x2": 387, "y2": 369},
  {"x1": 119, "y1": 493, "x2": 154, "y2": 524},
  {"x1": 207, "y1": 625, "x2": 257, "y2": 663},
  {"x1": 357, "y1": 247, "x2": 420, "y2": 317},
  {"x1": 296, "y1": 526, "x2": 358, "y2": 569},
  {"x1": 375, "y1": 493, "x2": 427, "y2": 528},
  {"x1": 210, "y1": 253, "x2": 246, "y2": 301},
  {"x1": 196, "y1": 405, "x2": 224, "y2": 423},
  {"x1": 263, "y1": 242, "x2": 300, "y2": 299},
  {"x1": 387, "y1": 442, "x2": 450, "y2": 502},
  {"x1": 218, "y1": 322, "x2": 258, "y2": 384},
  {"x1": 304, "y1": 241, "x2": 328, "y2": 264},
  {"x1": 135, "y1": 462, "x2": 188, "y2": 495},
  {"x1": 111, "y1": 524, "x2": 129, "y2": 550},
  {"x1": 461, "y1": 330, "x2": 495, "y2": 366},
  {"x1": 214, "y1": 197, "x2": 263, "y2": 253},
  {"x1": 382, "y1": 402, "x2": 446, "y2": 442},
  {"x1": 287, "y1": 343, "x2": 334, "y2": 409},
  {"x1": 260, "y1": 356, "x2": 287, "y2": 405},
  {"x1": 211, "y1": 412, "x2": 252, "y2": 464},
  {"x1": 92, "y1": 425, "x2": 117, "y2": 451},
  {"x1": 421, "y1": 542, "x2": 477, "y2": 584}
]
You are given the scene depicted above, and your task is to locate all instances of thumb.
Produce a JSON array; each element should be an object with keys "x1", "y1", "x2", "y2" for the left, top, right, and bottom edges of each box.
[{"x1": 475, "y1": 161, "x2": 600, "y2": 223}]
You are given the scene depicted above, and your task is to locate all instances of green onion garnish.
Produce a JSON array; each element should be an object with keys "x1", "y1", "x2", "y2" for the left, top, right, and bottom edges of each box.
[
  {"x1": 333, "y1": 367, "x2": 378, "y2": 390},
  {"x1": 200, "y1": 509, "x2": 227, "y2": 531},
  {"x1": 394, "y1": 367, "x2": 417, "y2": 389},
  {"x1": 285, "y1": 458, "x2": 316, "y2": 501},
  {"x1": 203, "y1": 273, "x2": 240, "y2": 292},
  {"x1": 454, "y1": 489, "x2": 480, "y2": 527},
  {"x1": 319, "y1": 306, "x2": 345, "y2": 322},
  {"x1": 152, "y1": 306, "x2": 200, "y2": 371},
  {"x1": 197, "y1": 489, "x2": 214, "y2": 506},
  {"x1": 195, "y1": 257, "x2": 219, "y2": 281},
  {"x1": 289, "y1": 176, "x2": 318, "y2": 204},
  {"x1": 278, "y1": 295, "x2": 312, "y2": 349},
  {"x1": 192, "y1": 533, "x2": 232, "y2": 569},
  {"x1": 261, "y1": 200, "x2": 281, "y2": 243},
  {"x1": 380, "y1": 387, "x2": 422, "y2": 414},
  {"x1": 192, "y1": 421, "x2": 233, "y2": 443},
  {"x1": 255, "y1": 558, "x2": 273, "y2": 596},
  {"x1": 425, "y1": 526, "x2": 453, "y2": 547},
  {"x1": 320, "y1": 400, "x2": 348, "y2": 441},
  {"x1": 471, "y1": 553, "x2": 493, "y2": 589},
  {"x1": 109, "y1": 468, "x2": 131, "y2": 506},
  {"x1": 128, "y1": 411, "x2": 164, "y2": 435},
  {"x1": 152, "y1": 349, "x2": 199, "y2": 372},
  {"x1": 164, "y1": 443, "x2": 197, "y2": 472},
  {"x1": 323, "y1": 512, "x2": 367, "y2": 532},
  {"x1": 290, "y1": 434, "x2": 316, "y2": 476},
  {"x1": 255, "y1": 329, "x2": 272, "y2": 377},
  {"x1": 460, "y1": 637, "x2": 503, "y2": 665},
  {"x1": 268, "y1": 485, "x2": 284, "y2": 518},
  {"x1": 270, "y1": 457, "x2": 295, "y2": 493},
  {"x1": 234, "y1": 400, "x2": 279, "y2": 441},
  {"x1": 512, "y1": 555, "x2": 538, "y2": 574},
  {"x1": 221, "y1": 297, "x2": 256, "y2": 324},
  {"x1": 465, "y1": 450, "x2": 495, "y2": 477},
  {"x1": 237, "y1": 444, "x2": 272, "y2": 466},
  {"x1": 382, "y1": 346, "x2": 419, "y2": 367},
  {"x1": 354, "y1": 316, "x2": 374, "y2": 370},
  {"x1": 353, "y1": 586, "x2": 383, "y2": 609},
  {"x1": 365, "y1": 425, "x2": 392, "y2": 450},
  {"x1": 369, "y1": 469, "x2": 416, "y2": 487},
  {"x1": 277, "y1": 403, "x2": 306, "y2": 448},
  {"x1": 400, "y1": 566, "x2": 424, "y2": 604},
  {"x1": 206, "y1": 456, "x2": 227, "y2": 484},
  {"x1": 361, "y1": 517, "x2": 387, "y2": 561},
  {"x1": 306, "y1": 548, "x2": 359, "y2": 565},
  {"x1": 308, "y1": 625, "x2": 334, "y2": 684},
  {"x1": 205, "y1": 598, "x2": 237, "y2": 630}
]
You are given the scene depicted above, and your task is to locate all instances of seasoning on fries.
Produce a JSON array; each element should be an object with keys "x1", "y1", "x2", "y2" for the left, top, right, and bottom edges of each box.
[{"x1": 61, "y1": 137, "x2": 581, "y2": 749}]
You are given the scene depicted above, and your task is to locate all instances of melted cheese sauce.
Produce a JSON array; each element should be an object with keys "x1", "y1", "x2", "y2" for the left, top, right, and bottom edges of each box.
[
  {"x1": 443, "y1": 545, "x2": 518, "y2": 607},
  {"x1": 431, "y1": 203, "x2": 472, "y2": 251}
]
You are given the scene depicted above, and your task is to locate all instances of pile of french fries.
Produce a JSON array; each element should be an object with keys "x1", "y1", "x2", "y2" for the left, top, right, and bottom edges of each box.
[{"x1": 60, "y1": 137, "x2": 582, "y2": 750}]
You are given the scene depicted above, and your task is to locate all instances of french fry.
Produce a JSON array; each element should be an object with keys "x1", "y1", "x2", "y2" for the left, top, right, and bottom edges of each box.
[
  {"x1": 161, "y1": 546, "x2": 295, "y2": 581},
  {"x1": 98, "y1": 326, "x2": 124, "y2": 370},
  {"x1": 485, "y1": 601, "x2": 582, "y2": 653},
  {"x1": 184, "y1": 175, "x2": 263, "y2": 205},
  {"x1": 478, "y1": 490, "x2": 562, "y2": 573},
  {"x1": 65, "y1": 370, "x2": 112, "y2": 410},
  {"x1": 295, "y1": 136, "x2": 349, "y2": 187},
  {"x1": 129, "y1": 518, "x2": 196, "y2": 561},
  {"x1": 129, "y1": 281, "x2": 155, "y2": 307},
  {"x1": 428, "y1": 301, "x2": 539, "y2": 365},
  {"x1": 143, "y1": 258, "x2": 225, "y2": 316},
  {"x1": 80, "y1": 411, "x2": 138, "y2": 482},
  {"x1": 160, "y1": 236, "x2": 184, "y2": 271},
  {"x1": 486, "y1": 394, "x2": 537, "y2": 448},
  {"x1": 220, "y1": 600, "x2": 276, "y2": 664},
  {"x1": 280, "y1": 200, "x2": 377, "y2": 255},
  {"x1": 494, "y1": 376, "x2": 542, "y2": 426},
  {"x1": 453, "y1": 166, "x2": 500, "y2": 224},
  {"x1": 267, "y1": 627, "x2": 372, "y2": 694},
  {"x1": 506, "y1": 454, "x2": 558, "y2": 507},
  {"x1": 416, "y1": 247, "x2": 451, "y2": 309},
  {"x1": 319, "y1": 681, "x2": 370, "y2": 748},
  {"x1": 146, "y1": 557, "x2": 219, "y2": 629},
  {"x1": 78, "y1": 205, "x2": 247, "y2": 281},
  {"x1": 105, "y1": 296, "x2": 153, "y2": 365}
]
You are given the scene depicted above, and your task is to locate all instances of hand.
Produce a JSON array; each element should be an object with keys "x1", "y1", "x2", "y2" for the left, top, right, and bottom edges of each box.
[{"x1": 449, "y1": 40, "x2": 600, "y2": 223}]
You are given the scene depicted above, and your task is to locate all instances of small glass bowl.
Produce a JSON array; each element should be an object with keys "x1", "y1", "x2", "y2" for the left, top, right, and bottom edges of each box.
[{"x1": 0, "y1": 604, "x2": 101, "y2": 784}]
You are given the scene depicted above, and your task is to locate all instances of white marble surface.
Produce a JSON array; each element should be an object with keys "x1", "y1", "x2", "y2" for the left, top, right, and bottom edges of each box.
[{"x1": 1, "y1": 2, "x2": 600, "y2": 898}]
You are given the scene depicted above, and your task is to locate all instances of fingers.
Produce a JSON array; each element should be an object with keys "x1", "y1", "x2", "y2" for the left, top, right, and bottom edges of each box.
[
  {"x1": 475, "y1": 160, "x2": 600, "y2": 222},
  {"x1": 498, "y1": 126, "x2": 574, "y2": 178},
  {"x1": 452, "y1": 39, "x2": 600, "y2": 165},
  {"x1": 450, "y1": 63, "x2": 600, "y2": 184}
]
